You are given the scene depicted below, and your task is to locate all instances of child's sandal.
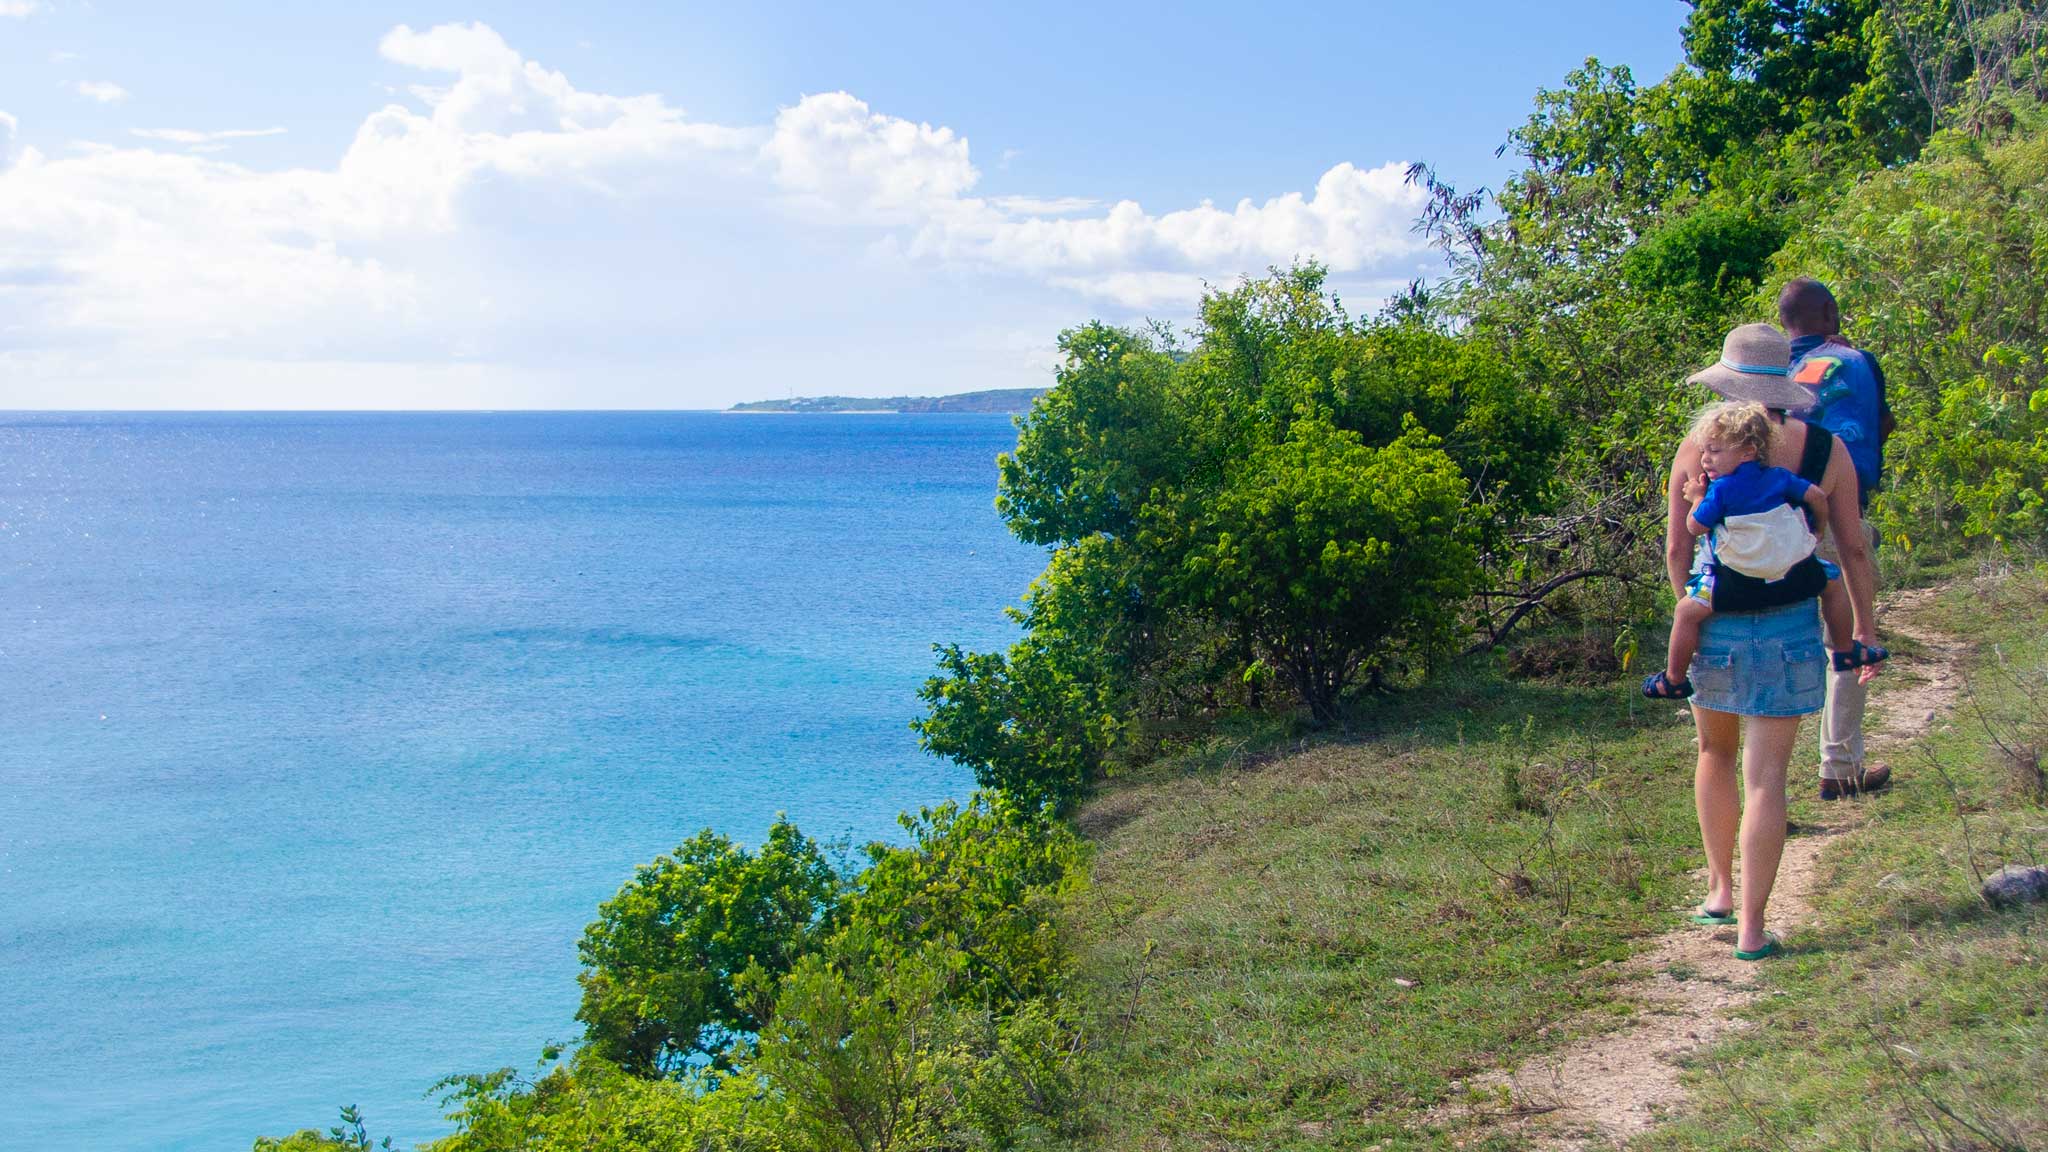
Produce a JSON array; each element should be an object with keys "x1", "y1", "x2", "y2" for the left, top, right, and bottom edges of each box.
[
  {"x1": 1831, "y1": 640, "x2": 1890, "y2": 672},
  {"x1": 1642, "y1": 671, "x2": 1695, "y2": 699}
]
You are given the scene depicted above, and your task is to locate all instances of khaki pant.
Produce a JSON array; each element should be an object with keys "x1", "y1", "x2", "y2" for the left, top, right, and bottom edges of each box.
[{"x1": 1815, "y1": 520, "x2": 1879, "y2": 781}]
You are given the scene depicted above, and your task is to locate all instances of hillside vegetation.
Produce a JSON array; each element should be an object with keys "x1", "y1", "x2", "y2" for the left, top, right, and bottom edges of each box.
[
  {"x1": 1065, "y1": 570, "x2": 2047, "y2": 1150},
  {"x1": 261, "y1": 3, "x2": 2048, "y2": 1150}
]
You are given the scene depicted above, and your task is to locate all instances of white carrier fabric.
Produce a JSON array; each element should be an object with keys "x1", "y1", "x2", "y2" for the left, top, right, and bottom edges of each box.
[{"x1": 1712, "y1": 503, "x2": 1816, "y2": 581}]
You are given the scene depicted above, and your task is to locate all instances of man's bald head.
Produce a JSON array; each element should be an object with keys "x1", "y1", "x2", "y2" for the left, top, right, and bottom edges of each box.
[{"x1": 1778, "y1": 277, "x2": 1839, "y2": 338}]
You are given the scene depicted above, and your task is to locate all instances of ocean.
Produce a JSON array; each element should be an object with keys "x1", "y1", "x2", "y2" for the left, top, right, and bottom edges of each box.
[{"x1": 0, "y1": 412, "x2": 1045, "y2": 1150}]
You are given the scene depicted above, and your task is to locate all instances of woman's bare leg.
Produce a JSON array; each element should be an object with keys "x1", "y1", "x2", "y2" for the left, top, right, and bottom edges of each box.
[
  {"x1": 1737, "y1": 715, "x2": 1802, "y2": 952},
  {"x1": 1693, "y1": 705, "x2": 1742, "y2": 915}
]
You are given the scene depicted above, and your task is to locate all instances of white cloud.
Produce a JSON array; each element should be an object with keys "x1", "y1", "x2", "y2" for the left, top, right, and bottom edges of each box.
[
  {"x1": 130, "y1": 126, "x2": 288, "y2": 146},
  {"x1": 2, "y1": 1, "x2": 43, "y2": 17},
  {"x1": 0, "y1": 110, "x2": 18, "y2": 137},
  {"x1": 1, "y1": 22, "x2": 1431, "y2": 407},
  {"x1": 49, "y1": 49, "x2": 80, "y2": 64},
  {"x1": 763, "y1": 91, "x2": 977, "y2": 217},
  {"x1": 761, "y1": 93, "x2": 1427, "y2": 307},
  {"x1": 963, "y1": 161, "x2": 1426, "y2": 305},
  {"x1": 989, "y1": 195, "x2": 1099, "y2": 217},
  {"x1": 0, "y1": 22, "x2": 761, "y2": 367},
  {"x1": 75, "y1": 81, "x2": 130, "y2": 104}
]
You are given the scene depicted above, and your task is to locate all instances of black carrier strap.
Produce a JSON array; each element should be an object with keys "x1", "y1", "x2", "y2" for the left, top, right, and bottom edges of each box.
[
  {"x1": 1707, "y1": 418, "x2": 1834, "y2": 613},
  {"x1": 1796, "y1": 418, "x2": 1834, "y2": 487}
]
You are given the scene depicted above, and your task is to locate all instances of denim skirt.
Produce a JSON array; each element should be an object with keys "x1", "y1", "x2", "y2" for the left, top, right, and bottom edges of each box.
[{"x1": 1689, "y1": 598, "x2": 1827, "y2": 717}]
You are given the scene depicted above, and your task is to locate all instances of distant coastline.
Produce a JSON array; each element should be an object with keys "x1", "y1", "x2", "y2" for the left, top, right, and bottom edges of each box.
[{"x1": 729, "y1": 387, "x2": 1047, "y2": 414}]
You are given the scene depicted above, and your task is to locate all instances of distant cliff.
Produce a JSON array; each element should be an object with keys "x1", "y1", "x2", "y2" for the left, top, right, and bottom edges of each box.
[{"x1": 729, "y1": 388, "x2": 1047, "y2": 414}]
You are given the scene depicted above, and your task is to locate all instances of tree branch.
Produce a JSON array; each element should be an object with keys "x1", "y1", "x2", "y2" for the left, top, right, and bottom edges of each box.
[{"x1": 1467, "y1": 568, "x2": 1638, "y2": 654}]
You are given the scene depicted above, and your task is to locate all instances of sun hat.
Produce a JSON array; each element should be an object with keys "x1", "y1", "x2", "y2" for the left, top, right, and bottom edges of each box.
[{"x1": 1686, "y1": 322, "x2": 1817, "y2": 412}]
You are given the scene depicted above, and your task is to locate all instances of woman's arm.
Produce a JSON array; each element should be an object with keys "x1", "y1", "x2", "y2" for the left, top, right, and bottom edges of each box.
[
  {"x1": 1665, "y1": 440, "x2": 1701, "y2": 599},
  {"x1": 1821, "y1": 438, "x2": 1879, "y2": 650}
]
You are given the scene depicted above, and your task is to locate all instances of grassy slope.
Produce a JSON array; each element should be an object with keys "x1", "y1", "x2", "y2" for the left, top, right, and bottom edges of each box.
[
  {"x1": 1062, "y1": 570, "x2": 2048, "y2": 1151},
  {"x1": 1640, "y1": 570, "x2": 2048, "y2": 1152},
  {"x1": 1062, "y1": 654, "x2": 1709, "y2": 1150}
]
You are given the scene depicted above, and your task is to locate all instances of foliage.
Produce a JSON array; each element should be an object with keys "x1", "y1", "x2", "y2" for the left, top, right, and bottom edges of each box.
[
  {"x1": 1149, "y1": 417, "x2": 1477, "y2": 724},
  {"x1": 751, "y1": 946, "x2": 957, "y2": 1152},
  {"x1": 995, "y1": 323, "x2": 1182, "y2": 547},
  {"x1": 925, "y1": 264, "x2": 1562, "y2": 783},
  {"x1": 1619, "y1": 203, "x2": 1787, "y2": 310},
  {"x1": 754, "y1": 945, "x2": 1090, "y2": 1152},
  {"x1": 576, "y1": 819, "x2": 841, "y2": 1077},
  {"x1": 1770, "y1": 102, "x2": 2048, "y2": 546},
  {"x1": 414, "y1": 796, "x2": 1088, "y2": 1152},
  {"x1": 1682, "y1": 0, "x2": 1932, "y2": 165},
  {"x1": 837, "y1": 797, "x2": 1087, "y2": 1008},
  {"x1": 424, "y1": 1055, "x2": 790, "y2": 1152},
  {"x1": 915, "y1": 540, "x2": 1132, "y2": 815},
  {"x1": 942, "y1": 999, "x2": 1090, "y2": 1151},
  {"x1": 253, "y1": 1107, "x2": 391, "y2": 1152}
]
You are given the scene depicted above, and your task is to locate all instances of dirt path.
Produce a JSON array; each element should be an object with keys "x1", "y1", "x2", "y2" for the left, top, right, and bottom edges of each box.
[{"x1": 1440, "y1": 586, "x2": 1963, "y2": 1149}]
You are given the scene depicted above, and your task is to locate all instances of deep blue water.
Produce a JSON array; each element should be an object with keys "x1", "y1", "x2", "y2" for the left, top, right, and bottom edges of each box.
[{"x1": 0, "y1": 412, "x2": 1044, "y2": 1151}]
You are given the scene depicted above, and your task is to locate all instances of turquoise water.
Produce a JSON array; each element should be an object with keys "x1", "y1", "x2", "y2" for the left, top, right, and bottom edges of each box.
[{"x1": 0, "y1": 412, "x2": 1043, "y2": 1150}]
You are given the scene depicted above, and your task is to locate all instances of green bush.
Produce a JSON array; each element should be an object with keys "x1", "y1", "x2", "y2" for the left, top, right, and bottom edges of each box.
[
  {"x1": 915, "y1": 539, "x2": 1131, "y2": 814},
  {"x1": 423, "y1": 798, "x2": 1086, "y2": 1152},
  {"x1": 925, "y1": 265, "x2": 1560, "y2": 785},
  {"x1": 423, "y1": 1056, "x2": 791, "y2": 1152},
  {"x1": 1148, "y1": 416, "x2": 1477, "y2": 725},
  {"x1": 1770, "y1": 104, "x2": 2048, "y2": 550},
  {"x1": 575, "y1": 819, "x2": 840, "y2": 1076},
  {"x1": 837, "y1": 796, "x2": 1086, "y2": 1008},
  {"x1": 752, "y1": 946, "x2": 957, "y2": 1152},
  {"x1": 253, "y1": 1107, "x2": 390, "y2": 1152}
]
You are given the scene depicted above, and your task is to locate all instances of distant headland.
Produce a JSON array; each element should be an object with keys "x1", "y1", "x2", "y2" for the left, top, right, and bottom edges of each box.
[{"x1": 728, "y1": 387, "x2": 1047, "y2": 414}]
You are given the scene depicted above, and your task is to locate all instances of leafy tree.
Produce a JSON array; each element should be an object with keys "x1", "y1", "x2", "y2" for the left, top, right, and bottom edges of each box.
[
  {"x1": 915, "y1": 539, "x2": 1132, "y2": 814},
  {"x1": 1620, "y1": 203, "x2": 1787, "y2": 309},
  {"x1": 1770, "y1": 102, "x2": 2048, "y2": 546},
  {"x1": 424, "y1": 1055, "x2": 791, "y2": 1152},
  {"x1": 427, "y1": 797, "x2": 1087, "y2": 1152},
  {"x1": 837, "y1": 797, "x2": 1086, "y2": 1007},
  {"x1": 996, "y1": 322, "x2": 1182, "y2": 546},
  {"x1": 252, "y1": 1108, "x2": 390, "y2": 1152},
  {"x1": 1682, "y1": 0, "x2": 1930, "y2": 164},
  {"x1": 943, "y1": 999, "x2": 1090, "y2": 1152},
  {"x1": 752, "y1": 947, "x2": 958, "y2": 1152},
  {"x1": 1330, "y1": 319, "x2": 1563, "y2": 547},
  {"x1": 576, "y1": 819, "x2": 840, "y2": 1077},
  {"x1": 951, "y1": 266, "x2": 1560, "y2": 747},
  {"x1": 1149, "y1": 416, "x2": 1478, "y2": 725}
]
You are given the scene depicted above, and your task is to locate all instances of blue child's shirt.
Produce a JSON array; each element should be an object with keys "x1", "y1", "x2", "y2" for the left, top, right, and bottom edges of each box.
[{"x1": 1691, "y1": 460, "x2": 1813, "y2": 530}]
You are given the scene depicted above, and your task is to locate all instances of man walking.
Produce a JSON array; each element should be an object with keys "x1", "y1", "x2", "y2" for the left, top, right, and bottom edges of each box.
[{"x1": 1780, "y1": 277, "x2": 1895, "y2": 799}]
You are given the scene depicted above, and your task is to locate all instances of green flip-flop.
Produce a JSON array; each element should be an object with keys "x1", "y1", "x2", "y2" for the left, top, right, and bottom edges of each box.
[
  {"x1": 1734, "y1": 932, "x2": 1782, "y2": 962},
  {"x1": 1688, "y1": 907, "x2": 1737, "y2": 926}
]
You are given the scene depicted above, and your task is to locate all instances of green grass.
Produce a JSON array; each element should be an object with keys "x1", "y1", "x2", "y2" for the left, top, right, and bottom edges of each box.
[
  {"x1": 1637, "y1": 568, "x2": 2048, "y2": 1152},
  {"x1": 1059, "y1": 568, "x2": 2048, "y2": 1151},
  {"x1": 1060, "y1": 650, "x2": 1713, "y2": 1150}
]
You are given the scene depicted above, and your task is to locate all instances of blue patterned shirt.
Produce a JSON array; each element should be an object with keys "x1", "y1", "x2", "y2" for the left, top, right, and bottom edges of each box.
[{"x1": 1790, "y1": 334, "x2": 1887, "y2": 505}]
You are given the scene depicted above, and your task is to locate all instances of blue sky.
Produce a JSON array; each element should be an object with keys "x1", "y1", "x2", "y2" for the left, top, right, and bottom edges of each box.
[{"x1": 0, "y1": 2, "x2": 1687, "y2": 408}]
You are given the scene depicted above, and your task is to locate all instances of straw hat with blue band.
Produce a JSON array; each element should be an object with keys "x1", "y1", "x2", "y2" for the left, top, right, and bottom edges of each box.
[{"x1": 1685, "y1": 322, "x2": 1819, "y2": 412}]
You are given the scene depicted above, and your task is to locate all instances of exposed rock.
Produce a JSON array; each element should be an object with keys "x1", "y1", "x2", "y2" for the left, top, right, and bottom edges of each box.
[{"x1": 1981, "y1": 864, "x2": 2048, "y2": 908}]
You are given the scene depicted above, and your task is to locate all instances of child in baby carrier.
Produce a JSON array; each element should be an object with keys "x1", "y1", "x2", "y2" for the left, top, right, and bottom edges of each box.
[{"x1": 1643, "y1": 401, "x2": 1887, "y2": 700}]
